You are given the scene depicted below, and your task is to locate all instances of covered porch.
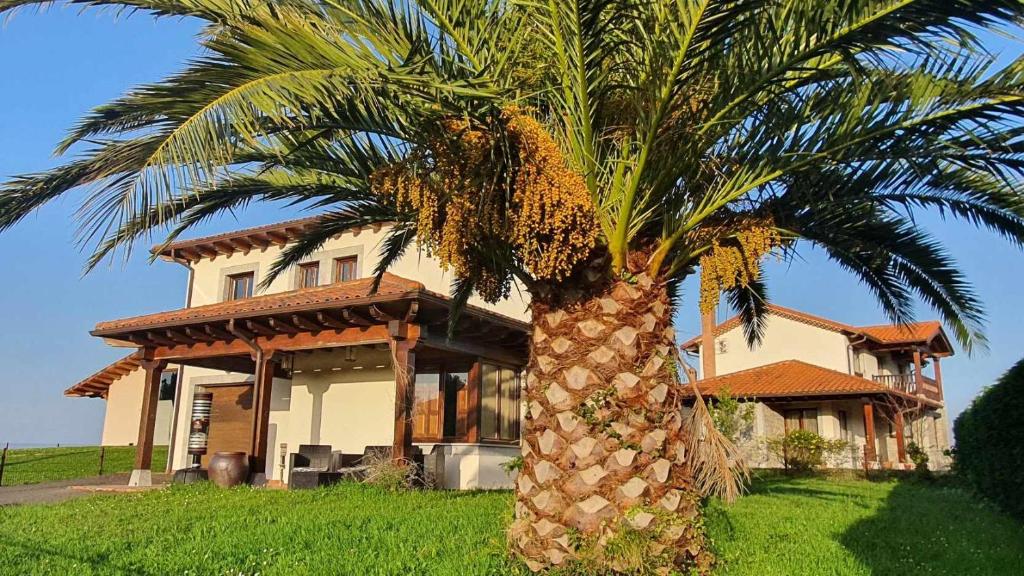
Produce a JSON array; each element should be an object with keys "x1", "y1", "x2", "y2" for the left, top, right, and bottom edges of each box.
[{"x1": 89, "y1": 274, "x2": 529, "y2": 488}]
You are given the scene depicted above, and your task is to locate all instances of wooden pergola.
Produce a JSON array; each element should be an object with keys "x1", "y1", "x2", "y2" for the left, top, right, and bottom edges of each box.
[{"x1": 90, "y1": 273, "x2": 529, "y2": 484}]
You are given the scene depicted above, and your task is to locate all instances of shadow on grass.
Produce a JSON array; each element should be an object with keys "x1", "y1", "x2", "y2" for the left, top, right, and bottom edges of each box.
[
  {"x1": 839, "y1": 479, "x2": 1024, "y2": 575},
  {"x1": 5, "y1": 450, "x2": 97, "y2": 468}
]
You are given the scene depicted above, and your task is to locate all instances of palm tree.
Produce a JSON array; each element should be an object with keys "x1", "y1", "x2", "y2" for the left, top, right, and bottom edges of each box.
[{"x1": 4, "y1": 0, "x2": 1024, "y2": 571}]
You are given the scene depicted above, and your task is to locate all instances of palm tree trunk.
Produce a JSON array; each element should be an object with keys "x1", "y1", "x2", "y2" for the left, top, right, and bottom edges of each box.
[{"x1": 511, "y1": 264, "x2": 709, "y2": 573}]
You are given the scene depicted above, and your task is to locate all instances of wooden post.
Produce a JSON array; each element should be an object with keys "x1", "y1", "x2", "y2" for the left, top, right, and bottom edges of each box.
[
  {"x1": 466, "y1": 362, "x2": 481, "y2": 444},
  {"x1": 862, "y1": 401, "x2": 877, "y2": 467},
  {"x1": 912, "y1": 349, "x2": 923, "y2": 394},
  {"x1": 390, "y1": 321, "x2": 420, "y2": 462},
  {"x1": 130, "y1": 356, "x2": 167, "y2": 486},
  {"x1": 249, "y1": 348, "x2": 278, "y2": 483},
  {"x1": 894, "y1": 410, "x2": 907, "y2": 464},
  {"x1": 392, "y1": 339, "x2": 416, "y2": 461},
  {"x1": 933, "y1": 356, "x2": 944, "y2": 400},
  {"x1": 98, "y1": 446, "x2": 106, "y2": 476},
  {"x1": 700, "y1": 311, "x2": 716, "y2": 379},
  {"x1": 0, "y1": 442, "x2": 8, "y2": 487}
]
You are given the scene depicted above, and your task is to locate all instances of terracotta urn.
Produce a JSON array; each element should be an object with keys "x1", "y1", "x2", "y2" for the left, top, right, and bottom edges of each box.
[{"x1": 208, "y1": 452, "x2": 249, "y2": 488}]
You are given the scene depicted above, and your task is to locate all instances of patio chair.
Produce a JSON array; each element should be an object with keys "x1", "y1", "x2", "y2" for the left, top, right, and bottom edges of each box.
[{"x1": 288, "y1": 444, "x2": 342, "y2": 489}]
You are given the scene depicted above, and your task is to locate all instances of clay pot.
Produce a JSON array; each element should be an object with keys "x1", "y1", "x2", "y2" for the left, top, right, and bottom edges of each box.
[{"x1": 208, "y1": 452, "x2": 250, "y2": 488}]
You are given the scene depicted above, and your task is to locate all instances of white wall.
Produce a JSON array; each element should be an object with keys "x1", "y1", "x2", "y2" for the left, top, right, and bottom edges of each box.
[
  {"x1": 704, "y1": 315, "x2": 852, "y2": 377},
  {"x1": 186, "y1": 224, "x2": 530, "y2": 321},
  {"x1": 101, "y1": 369, "x2": 173, "y2": 447}
]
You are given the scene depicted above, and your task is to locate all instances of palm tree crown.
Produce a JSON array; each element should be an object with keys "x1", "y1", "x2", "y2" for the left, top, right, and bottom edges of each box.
[{"x1": 3, "y1": 0, "x2": 1024, "y2": 348}]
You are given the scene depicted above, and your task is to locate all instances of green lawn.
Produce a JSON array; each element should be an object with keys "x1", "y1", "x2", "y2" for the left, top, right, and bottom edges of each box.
[
  {"x1": 0, "y1": 445, "x2": 169, "y2": 486},
  {"x1": 0, "y1": 474, "x2": 1021, "y2": 575}
]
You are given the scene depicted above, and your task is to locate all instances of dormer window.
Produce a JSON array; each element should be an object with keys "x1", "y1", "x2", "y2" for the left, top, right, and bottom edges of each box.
[
  {"x1": 333, "y1": 256, "x2": 358, "y2": 282},
  {"x1": 298, "y1": 262, "x2": 320, "y2": 289},
  {"x1": 226, "y1": 272, "x2": 254, "y2": 301}
]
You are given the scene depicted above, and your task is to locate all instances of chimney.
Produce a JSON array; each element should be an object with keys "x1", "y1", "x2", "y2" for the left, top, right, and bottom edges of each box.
[{"x1": 701, "y1": 310, "x2": 716, "y2": 379}]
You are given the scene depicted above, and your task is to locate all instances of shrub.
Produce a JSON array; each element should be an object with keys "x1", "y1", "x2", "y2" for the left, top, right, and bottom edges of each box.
[
  {"x1": 954, "y1": 357, "x2": 1024, "y2": 521},
  {"x1": 709, "y1": 386, "x2": 755, "y2": 442},
  {"x1": 905, "y1": 441, "x2": 932, "y2": 480},
  {"x1": 766, "y1": 430, "x2": 848, "y2": 472},
  {"x1": 361, "y1": 453, "x2": 417, "y2": 491}
]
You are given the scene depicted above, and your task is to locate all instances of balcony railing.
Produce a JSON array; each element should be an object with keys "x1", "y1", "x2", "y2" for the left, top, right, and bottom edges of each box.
[{"x1": 871, "y1": 373, "x2": 940, "y2": 399}]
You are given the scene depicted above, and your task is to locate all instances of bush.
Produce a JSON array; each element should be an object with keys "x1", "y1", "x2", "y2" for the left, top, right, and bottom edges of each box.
[
  {"x1": 766, "y1": 430, "x2": 848, "y2": 472},
  {"x1": 906, "y1": 441, "x2": 932, "y2": 480},
  {"x1": 361, "y1": 453, "x2": 418, "y2": 491},
  {"x1": 709, "y1": 386, "x2": 755, "y2": 442},
  {"x1": 954, "y1": 357, "x2": 1024, "y2": 521}
]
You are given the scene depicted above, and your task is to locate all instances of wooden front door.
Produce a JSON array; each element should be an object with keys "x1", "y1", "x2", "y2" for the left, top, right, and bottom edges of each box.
[{"x1": 201, "y1": 384, "x2": 254, "y2": 467}]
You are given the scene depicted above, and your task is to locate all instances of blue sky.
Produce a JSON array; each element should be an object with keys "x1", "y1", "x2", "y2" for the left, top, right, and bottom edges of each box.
[{"x1": 1, "y1": 10, "x2": 1022, "y2": 446}]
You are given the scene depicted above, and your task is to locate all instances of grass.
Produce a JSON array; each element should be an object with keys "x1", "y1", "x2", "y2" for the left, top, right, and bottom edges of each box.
[
  {"x1": 0, "y1": 474, "x2": 1021, "y2": 575},
  {"x1": 0, "y1": 446, "x2": 169, "y2": 486},
  {"x1": 705, "y1": 472, "x2": 1024, "y2": 575}
]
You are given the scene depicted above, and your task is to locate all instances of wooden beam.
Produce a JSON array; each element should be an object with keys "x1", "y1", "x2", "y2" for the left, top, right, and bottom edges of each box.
[
  {"x1": 266, "y1": 231, "x2": 289, "y2": 246},
  {"x1": 933, "y1": 356, "x2": 944, "y2": 400},
  {"x1": 249, "y1": 349, "x2": 277, "y2": 483},
  {"x1": 184, "y1": 327, "x2": 216, "y2": 343},
  {"x1": 165, "y1": 329, "x2": 197, "y2": 346},
  {"x1": 154, "y1": 324, "x2": 392, "y2": 360},
  {"x1": 126, "y1": 334, "x2": 158, "y2": 348},
  {"x1": 245, "y1": 320, "x2": 277, "y2": 336},
  {"x1": 268, "y1": 317, "x2": 299, "y2": 334},
  {"x1": 404, "y1": 301, "x2": 419, "y2": 323},
  {"x1": 249, "y1": 234, "x2": 272, "y2": 250},
  {"x1": 420, "y1": 330, "x2": 526, "y2": 366},
  {"x1": 212, "y1": 241, "x2": 235, "y2": 255},
  {"x1": 316, "y1": 311, "x2": 348, "y2": 330},
  {"x1": 863, "y1": 401, "x2": 877, "y2": 466},
  {"x1": 229, "y1": 238, "x2": 254, "y2": 254},
  {"x1": 369, "y1": 304, "x2": 396, "y2": 322},
  {"x1": 291, "y1": 314, "x2": 322, "y2": 332},
  {"x1": 913, "y1": 349, "x2": 923, "y2": 395},
  {"x1": 145, "y1": 331, "x2": 177, "y2": 347},
  {"x1": 894, "y1": 410, "x2": 907, "y2": 464},
  {"x1": 342, "y1": 309, "x2": 374, "y2": 326},
  {"x1": 195, "y1": 245, "x2": 219, "y2": 259},
  {"x1": 204, "y1": 324, "x2": 236, "y2": 341},
  {"x1": 135, "y1": 358, "x2": 168, "y2": 471},
  {"x1": 391, "y1": 338, "x2": 416, "y2": 462}
]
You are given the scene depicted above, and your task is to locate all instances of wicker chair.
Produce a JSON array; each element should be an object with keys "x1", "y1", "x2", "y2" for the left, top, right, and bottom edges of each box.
[{"x1": 288, "y1": 444, "x2": 342, "y2": 489}]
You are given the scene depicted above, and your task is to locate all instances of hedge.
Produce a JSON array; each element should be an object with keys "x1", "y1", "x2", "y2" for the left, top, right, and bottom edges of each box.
[{"x1": 954, "y1": 357, "x2": 1024, "y2": 521}]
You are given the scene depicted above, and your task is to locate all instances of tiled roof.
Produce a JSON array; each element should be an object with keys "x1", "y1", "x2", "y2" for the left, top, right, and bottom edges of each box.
[
  {"x1": 94, "y1": 273, "x2": 425, "y2": 334},
  {"x1": 857, "y1": 322, "x2": 942, "y2": 344},
  {"x1": 149, "y1": 213, "x2": 319, "y2": 255},
  {"x1": 65, "y1": 353, "x2": 142, "y2": 398},
  {"x1": 680, "y1": 305, "x2": 947, "y2": 351},
  {"x1": 686, "y1": 360, "x2": 889, "y2": 398}
]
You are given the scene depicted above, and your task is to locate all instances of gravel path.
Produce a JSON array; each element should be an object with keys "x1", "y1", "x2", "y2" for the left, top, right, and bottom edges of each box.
[{"x1": 0, "y1": 473, "x2": 170, "y2": 506}]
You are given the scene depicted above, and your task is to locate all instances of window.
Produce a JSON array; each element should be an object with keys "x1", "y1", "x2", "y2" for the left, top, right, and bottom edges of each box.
[
  {"x1": 158, "y1": 370, "x2": 178, "y2": 402},
  {"x1": 852, "y1": 351, "x2": 864, "y2": 376},
  {"x1": 412, "y1": 371, "x2": 442, "y2": 439},
  {"x1": 333, "y1": 256, "x2": 358, "y2": 282},
  {"x1": 784, "y1": 409, "x2": 818, "y2": 434},
  {"x1": 412, "y1": 366, "x2": 471, "y2": 440},
  {"x1": 298, "y1": 262, "x2": 320, "y2": 289},
  {"x1": 481, "y1": 363, "x2": 520, "y2": 442},
  {"x1": 838, "y1": 410, "x2": 849, "y2": 440},
  {"x1": 226, "y1": 272, "x2": 254, "y2": 301},
  {"x1": 443, "y1": 370, "x2": 469, "y2": 438}
]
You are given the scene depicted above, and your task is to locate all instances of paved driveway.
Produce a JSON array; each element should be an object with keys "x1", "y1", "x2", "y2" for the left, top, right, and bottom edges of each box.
[{"x1": 0, "y1": 473, "x2": 169, "y2": 506}]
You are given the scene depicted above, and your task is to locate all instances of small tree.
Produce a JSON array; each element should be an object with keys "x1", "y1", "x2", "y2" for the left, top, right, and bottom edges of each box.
[
  {"x1": 708, "y1": 387, "x2": 755, "y2": 443},
  {"x1": 767, "y1": 430, "x2": 848, "y2": 472},
  {"x1": 905, "y1": 441, "x2": 932, "y2": 480}
]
